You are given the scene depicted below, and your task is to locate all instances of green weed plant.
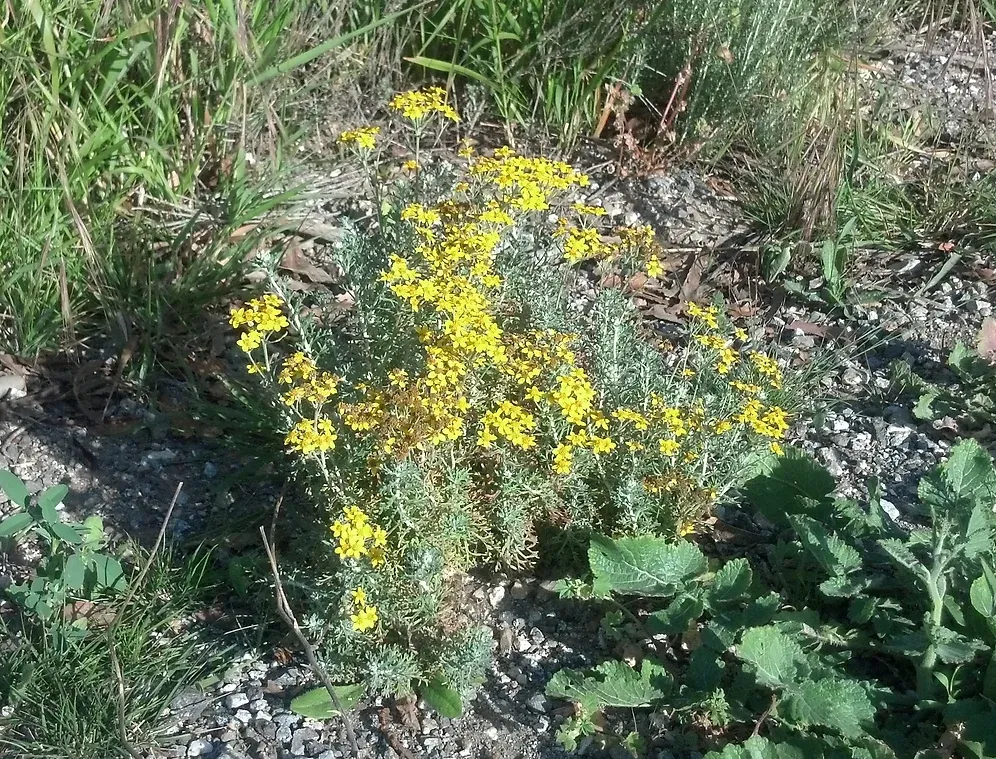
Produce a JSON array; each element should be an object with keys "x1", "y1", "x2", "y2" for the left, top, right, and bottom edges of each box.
[{"x1": 548, "y1": 439, "x2": 996, "y2": 758}]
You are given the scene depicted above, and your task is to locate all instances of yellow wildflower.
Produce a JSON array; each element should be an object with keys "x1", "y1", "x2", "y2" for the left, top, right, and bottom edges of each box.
[
  {"x1": 389, "y1": 87, "x2": 459, "y2": 122},
  {"x1": 338, "y1": 126, "x2": 380, "y2": 150},
  {"x1": 350, "y1": 604, "x2": 379, "y2": 632}
]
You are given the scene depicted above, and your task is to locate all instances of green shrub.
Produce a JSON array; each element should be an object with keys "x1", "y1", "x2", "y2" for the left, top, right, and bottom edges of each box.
[{"x1": 229, "y1": 91, "x2": 811, "y2": 712}]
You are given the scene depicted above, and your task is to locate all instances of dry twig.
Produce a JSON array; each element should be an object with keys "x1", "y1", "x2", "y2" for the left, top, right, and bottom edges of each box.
[
  {"x1": 259, "y1": 493, "x2": 359, "y2": 756},
  {"x1": 106, "y1": 481, "x2": 185, "y2": 759}
]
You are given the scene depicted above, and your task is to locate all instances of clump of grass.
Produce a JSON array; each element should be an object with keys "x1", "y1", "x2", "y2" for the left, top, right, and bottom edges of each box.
[
  {"x1": 0, "y1": 548, "x2": 222, "y2": 759},
  {"x1": 0, "y1": 0, "x2": 408, "y2": 360}
]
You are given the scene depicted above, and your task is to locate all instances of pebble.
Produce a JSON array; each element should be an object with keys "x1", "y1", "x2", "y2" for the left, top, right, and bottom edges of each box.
[
  {"x1": 187, "y1": 738, "x2": 214, "y2": 757},
  {"x1": 484, "y1": 726, "x2": 499, "y2": 740},
  {"x1": 509, "y1": 580, "x2": 531, "y2": 599},
  {"x1": 487, "y1": 585, "x2": 507, "y2": 607},
  {"x1": 290, "y1": 727, "x2": 319, "y2": 755},
  {"x1": 225, "y1": 693, "x2": 250, "y2": 709},
  {"x1": 276, "y1": 724, "x2": 293, "y2": 744},
  {"x1": 526, "y1": 693, "x2": 549, "y2": 712}
]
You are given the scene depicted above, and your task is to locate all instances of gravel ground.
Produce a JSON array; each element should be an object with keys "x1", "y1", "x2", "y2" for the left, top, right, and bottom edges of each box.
[{"x1": 2, "y1": 24, "x2": 995, "y2": 759}]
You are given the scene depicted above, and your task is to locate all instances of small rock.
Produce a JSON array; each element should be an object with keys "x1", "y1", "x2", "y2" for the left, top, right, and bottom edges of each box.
[
  {"x1": 234, "y1": 709, "x2": 253, "y2": 724},
  {"x1": 841, "y1": 367, "x2": 864, "y2": 386},
  {"x1": 966, "y1": 299, "x2": 992, "y2": 315},
  {"x1": 203, "y1": 461, "x2": 219, "y2": 478},
  {"x1": 484, "y1": 726, "x2": 499, "y2": 740},
  {"x1": 273, "y1": 713, "x2": 301, "y2": 728},
  {"x1": 187, "y1": 739, "x2": 215, "y2": 757},
  {"x1": 0, "y1": 374, "x2": 27, "y2": 400},
  {"x1": 509, "y1": 580, "x2": 531, "y2": 600},
  {"x1": 851, "y1": 432, "x2": 873, "y2": 451},
  {"x1": 527, "y1": 693, "x2": 550, "y2": 712},
  {"x1": 225, "y1": 692, "x2": 250, "y2": 709},
  {"x1": 141, "y1": 448, "x2": 177, "y2": 468},
  {"x1": 515, "y1": 635, "x2": 532, "y2": 653},
  {"x1": 276, "y1": 725, "x2": 293, "y2": 745},
  {"x1": 487, "y1": 585, "x2": 507, "y2": 607},
  {"x1": 290, "y1": 727, "x2": 319, "y2": 755},
  {"x1": 423, "y1": 737, "x2": 442, "y2": 750}
]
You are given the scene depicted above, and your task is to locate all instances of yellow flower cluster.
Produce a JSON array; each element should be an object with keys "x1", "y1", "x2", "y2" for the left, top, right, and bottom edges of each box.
[
  {"x1": 331, "y1": 506, "x2": 388, "y2": 568},
  {"x1": 349, "y1": 588, "x2": 379, "y2": 633},
  {"x1": 469, "y1": 146, "x2": 588, "y2": 212},
  {"x1": 285, "y1": 417, "x2": 337, "y2": 455},
  {"x1": 479, "y1": 401, "x2": 538, "y2": 449},
  {"x1": 389, "y1": 86, "x2": 459, "y2": 122},
  {"x1": 338, "y1": 126, "x2": 380, "y2": 151},
  {"x1": 229, "y1": 294, "x2": 289, "y2": 353},
  {"x1": 750, "y1": 352, "x2": 783, "y2": 388}
]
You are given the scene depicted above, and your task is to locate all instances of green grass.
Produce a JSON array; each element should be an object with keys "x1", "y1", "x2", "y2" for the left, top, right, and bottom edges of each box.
[
  {"x1": 0, "y1": 547, "x2": 224, "y2": 759},
  {"x1": 0, "y1": 0, "x2": 411, "y2": 361}
]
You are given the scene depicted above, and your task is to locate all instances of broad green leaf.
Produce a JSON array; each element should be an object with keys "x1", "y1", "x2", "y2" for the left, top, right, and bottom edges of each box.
[
  {"x1": 708, "y1": 558, "x2": 753, "y2": 607},
  {"x1": 942, "y1": 439, "x2": 996, "y2": 507},
  {"x1": 49, "y1": 522, "x2": 82, "y2": 545},
  {"x1": 82, "y1": 515, "x2": 104, "y2": 545},
  {"x1": 588, "y1": 536, "x2": 706, "y2": 597},
  {"x1": 819, "y1": 575, "x2": 870, "y2": 598},
  {"x1": 422, "y1": 676, "x2": 463, "y2": 718},
  {"x1": 704, "y1": 736, "x2": 806, "y2": 759},
  {"x1": 688, "y1": 647, "x2": 725, "y2": 692},
  {"x1": 934, "y1": 627, "x2": 986, "y2": 664},
  {"x1": 913, "y1": 390, "x2": 940, "y2": 421},
  {"x1": 963, "y1": 504, "x2": 995, "y2": 559},
  {"x1": 782, "y1": 677, "x2": 875, "y2": 738},
  {"x1": 737, "y1": 626, "x2": 805, "y2": 689},
  {"x1": 741, "y1": 448, "x2": 836, "y2": 526},
  {"x1": 63, "y1": 553, "x2": 86, "y2": 590},
  {"x1": 547, "y1": 660, "x2": 671, "y2": 713},
  {"x1": 971, "y1": 573, "x2": 996, "y2": 617},
  {"x1": 289, "y1": 683, "x2": 364, "y2": 718},
  {"x1": 647, "y1": 594, "x2": 704, "y2": 635},
  {"x1": 0, "y1": 470, "x2": 29, "y2": 507},
  {"x1": 878, "y1": 538, "x2": 920, "y2": 574},
  {"x1": 791, "y1": 515, "x2": 862, "y2": 574},
  {"x1": 91, "y1": 554, "x2": 126, "y2": 591},
  {"x1": 37, "y1": 484, "x2": 68, "y2": 522},
  {"x1": 0, "y1": 511, "x2": 33, "y2": 537}
]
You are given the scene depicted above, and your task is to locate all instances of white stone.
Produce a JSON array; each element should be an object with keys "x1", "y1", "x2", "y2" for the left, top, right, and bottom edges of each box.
[{"x1": 187, "y1": 738, "x2": 214, "y2": 757}]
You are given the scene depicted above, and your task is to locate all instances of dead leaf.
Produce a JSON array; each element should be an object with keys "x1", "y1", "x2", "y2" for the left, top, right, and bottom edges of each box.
[
  {"x1": 648, "y1": 304, "x2": 683, "y2": 324},
  {"x1": 978, "y1": 318, "x2": 996, "y2": 364},
  {"x1": 280, "y1": 241, "x2": 334, "y2": 284},
  {"x1": 62, "y1": 600, "x2": 116, "y2": 628},
  {"x1": 679, "y1": 252, "x2": 710, "y2": 304}
]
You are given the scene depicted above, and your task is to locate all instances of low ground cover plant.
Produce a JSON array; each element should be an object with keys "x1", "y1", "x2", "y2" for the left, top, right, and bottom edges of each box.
[
  {"x1": 891, "y1": 318, "x2": 996, "y2": 434},
  {"x1": 227, "y1": 89, "x2": 810, "y2": 711},
  {"x1": 546, "y1": 439, "x2": 996, "y2": 757}
]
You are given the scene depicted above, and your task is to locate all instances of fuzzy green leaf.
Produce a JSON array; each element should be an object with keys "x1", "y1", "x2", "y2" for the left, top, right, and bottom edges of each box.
[
  {"x1": 964, "y1": 504, "x2": 995, "y2": 560},
  {"x1": 547, "y1": 660, "x2": 671, "y2": 713},
  {"x1": 790, "y1": 515, "x2": 866, "y2": 598},
  {"x1": 0, "y1": 470, "x2": 29, "y2": 507},
  {"x1": 934, "y1": 627, "x2": 986, "y2": 664},
  {"x1": 741, "y1": 448, "x2": 836, "y2": 527},
  {"x1": 913, "y1": 390, "x2": 940, "y2": 421},
  {"x1": 971, "y1": 574, "x2": 995, "y2": 618},
  {"x1": 648, "y1": 594, "x2": 704, "y2": 635},
  {"x1": 422, "y1": 676, "x2": 463, "y2": 718},
  {"x1": 737, "y1": 626, "x2": 805, "y2": 689},
  {"x1": 781, "y1": 677, "x2": 875, "y2": 737},
  {"x1": 704, "y1": 736, "x2": 806, "y2": 759},
  {"x1": 942, "y1": 439, "x2": 996, "y2": 507},
  {"x1": 289, "y1": 683, "x2": 364, "y2": 718},
  {"x1": 708, "y1": 558, "x2": 753, "y2": 607},
  {"x1": 878, "y1": 538, "x2": 921, "y2": 574},
  {"x1": 0, "y1": 511, "x2": 33, "y2": 538},
  {"x1": 588, "y1": 536, "x2": 706, "y2": 597}
]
